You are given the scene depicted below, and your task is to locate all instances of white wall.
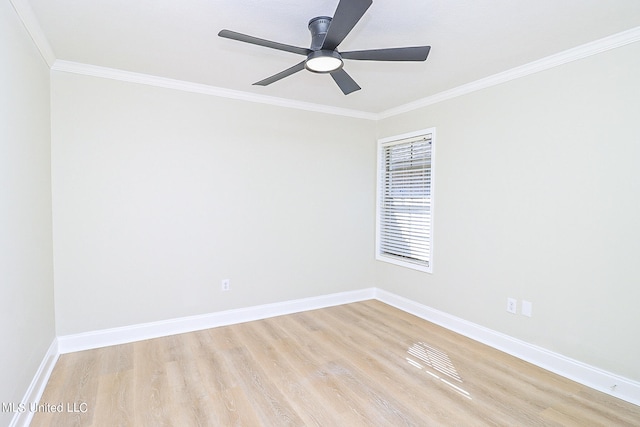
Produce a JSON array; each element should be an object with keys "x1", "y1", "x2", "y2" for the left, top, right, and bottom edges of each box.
[
  {"x1": 376, "y1": 42, "x2": 640, "y2": 381},
  {"x1": 0, "y1": 2, "x2": 55, "y2": 424},
  {"x1": 51, "y1": 72, "x2": 377, "y2": 335}
]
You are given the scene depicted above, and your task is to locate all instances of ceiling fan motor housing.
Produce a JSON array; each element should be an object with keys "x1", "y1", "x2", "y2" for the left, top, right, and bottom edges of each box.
[{"x1": 308, "y1": 16, "x2": 332, "y2": 50}]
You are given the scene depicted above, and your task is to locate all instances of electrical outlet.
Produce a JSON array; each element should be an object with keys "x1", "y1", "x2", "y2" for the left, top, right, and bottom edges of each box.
[
  {"x1": 221, "y1": 279, "x2": 230, "y2": 292},
  {"x1": 507, "y1": 297, "x2": 517, "y2": 314}
]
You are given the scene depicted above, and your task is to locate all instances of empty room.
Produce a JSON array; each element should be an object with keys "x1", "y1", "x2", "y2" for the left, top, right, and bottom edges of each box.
[{"x1": 2, "y1": 0, "x2": 640, "y2": 425}]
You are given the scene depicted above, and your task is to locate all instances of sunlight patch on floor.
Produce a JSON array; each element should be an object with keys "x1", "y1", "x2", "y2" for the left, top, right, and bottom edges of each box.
[{"x1": 406, "y1": 341, "x2": 472, "y2": 400}]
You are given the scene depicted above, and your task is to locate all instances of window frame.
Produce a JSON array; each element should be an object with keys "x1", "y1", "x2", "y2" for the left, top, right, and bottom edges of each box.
[{"x1": 375, "y1": 128, "x2": 435, "y2": 273}]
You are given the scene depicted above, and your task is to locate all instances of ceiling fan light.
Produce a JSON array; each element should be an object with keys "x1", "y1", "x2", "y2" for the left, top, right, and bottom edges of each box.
[{"x1": 305, "y1": 50, "x2": 343, "y2": 73}]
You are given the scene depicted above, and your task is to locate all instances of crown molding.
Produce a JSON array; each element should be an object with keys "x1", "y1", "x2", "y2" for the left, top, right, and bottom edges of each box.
[
  {"x1": 16, "y1": 0, "x2": 639, "y2": 122},
  {"x1": 9, "y1": 0, "x2": 56, "y2": 67},
  {"x1": 378, "y1": 26, "x2": 640, "y2": 119},
  {"x1": 54, "y1": 25, "x2": 640, "y2": 121},
  {"x1": 51, "y1": 60, "x2": 378, "y2": 121}
]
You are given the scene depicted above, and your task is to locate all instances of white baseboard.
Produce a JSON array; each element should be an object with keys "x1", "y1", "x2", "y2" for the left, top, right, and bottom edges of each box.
[
  {"x1": 33, "y1": 287, "x2": 640, "y2": 412},
  {"x1": 57, "y1": 288, "x2": 376, "y2": 354},
  {"x1": 374, "y1": 288, "x2": 640, "y2": 407},
  {"x1": 9, "y1": 338, "x2": 59, "y2": 427}
]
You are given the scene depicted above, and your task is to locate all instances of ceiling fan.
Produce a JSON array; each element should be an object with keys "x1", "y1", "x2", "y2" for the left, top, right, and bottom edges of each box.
[{"x1": 218, "y1": 0, "x2": 431, "y2": 95}]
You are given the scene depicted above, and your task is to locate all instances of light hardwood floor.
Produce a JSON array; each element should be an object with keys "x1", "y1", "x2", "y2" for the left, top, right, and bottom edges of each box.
[{"x1": 31, "y1": 300, "x2": 640, "y2": 426}]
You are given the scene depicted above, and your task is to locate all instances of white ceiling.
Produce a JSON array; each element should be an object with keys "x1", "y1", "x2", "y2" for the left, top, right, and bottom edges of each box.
[{"x1": 25, "y1": 0, "x2": 640, "y2": 114}]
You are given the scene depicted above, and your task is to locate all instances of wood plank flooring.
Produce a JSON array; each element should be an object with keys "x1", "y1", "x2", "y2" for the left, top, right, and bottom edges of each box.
[{"x1": 31, "y1": 300, "x2": 640, "y2": 426}]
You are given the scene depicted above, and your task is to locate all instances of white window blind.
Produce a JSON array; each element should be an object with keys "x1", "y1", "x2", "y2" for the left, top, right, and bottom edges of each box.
[{"x1": 377, "y1": 130, "x2": 434, "y2": 273}]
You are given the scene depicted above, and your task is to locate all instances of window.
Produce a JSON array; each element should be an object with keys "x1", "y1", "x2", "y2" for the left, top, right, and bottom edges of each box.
[{"x1": 376, "y1": 129, "x2": 435, "y2": 273}]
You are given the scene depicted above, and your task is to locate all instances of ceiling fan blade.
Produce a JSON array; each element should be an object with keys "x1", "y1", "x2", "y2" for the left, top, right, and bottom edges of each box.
[
  {"x1": 219, "y1": 30, "x2": 312, "y2": 56},
  {"x1": 341, "y1": 46, "x2": 431, "y2": 61},
  {"x1": 330, "y1": 68, "x2": 361, "y2": 95},
  {"x1": 253, "y1": 61, "x2": 306, "y2": 86},
  {"x1": 321, "y1": 0, "x2": 373, "y2": 50}
]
